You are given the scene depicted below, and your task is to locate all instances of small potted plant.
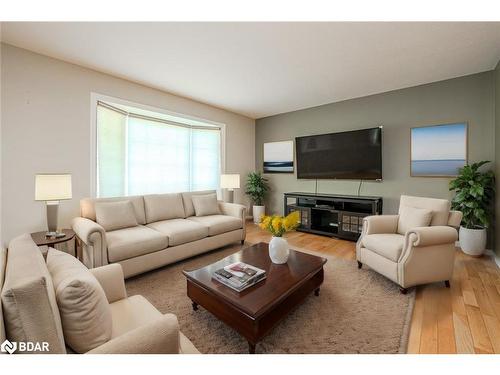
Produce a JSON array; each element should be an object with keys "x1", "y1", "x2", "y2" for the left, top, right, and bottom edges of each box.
[
  {"x1": 245, "y1": 172, "x2": 270, "y2": 223},
  {"x1": 259, "y1": 211, "x2": 300, "y2": 264},
  {"x1": 449, "y1": 161, "x2": 495, "y2": 256}
]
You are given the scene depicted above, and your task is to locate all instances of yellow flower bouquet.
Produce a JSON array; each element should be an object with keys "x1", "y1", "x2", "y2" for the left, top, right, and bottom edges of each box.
[{"x1": 259, "y1": 211, "x2": 300, "y2": 237}]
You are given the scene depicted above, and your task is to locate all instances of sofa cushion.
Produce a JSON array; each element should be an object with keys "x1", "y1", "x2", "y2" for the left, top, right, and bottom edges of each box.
[
  {"x1": 47, "y1": 249, "x2": 112, "y2": 353},
  {"x1": 181, "y1": 190, "x2": 217, "y2": 218},
  {"x1": 191, "y1": 193, "x2": 220, "y2": 217},
  {"x1": 399, "y1": 195, "x2": 451, "y2": 226},
  {"x1": 95, "y1": 200, "x2": 138, "y2": 231},
  {"x1": 147, "y1": 219, "x2": 208, "y2": 246},
  {"x1": 187, "y1": 215, "x2": 243, "y2": 236},
  {"x1": 1, "y1": 234, "x2": 66, "y2": 353},
  {"x1": 80, "y1": 195, "x2": 147, "y2": 224},
  {"x1": 106, "y1": 226, "x2": 169, "y2": 263},
  {"x1": 109, "y1": 295, "x2": 162, "y2": 338},
  {"x1": 397, "y1": 205, "x2": 433, "y2": 235},
  {"x1": 362, "y1": 233, "x2": 405, "y2": 262},
  {"x1": 144, "y1": 193, "x2": 185, "y2": 223}
]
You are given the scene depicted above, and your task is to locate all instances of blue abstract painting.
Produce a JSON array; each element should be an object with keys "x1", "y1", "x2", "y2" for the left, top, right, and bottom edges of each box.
[
  {"x1": 411, "y1": 123, "x2": 467, "y2": 176},
  {"x1": 263, "y1": 141, "x2": 294, "y2": 173}
]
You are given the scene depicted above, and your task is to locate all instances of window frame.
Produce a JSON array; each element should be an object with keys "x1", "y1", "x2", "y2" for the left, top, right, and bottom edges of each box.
[{"x1": 90, "y1": 92, "x2": 226, "y2": 198}]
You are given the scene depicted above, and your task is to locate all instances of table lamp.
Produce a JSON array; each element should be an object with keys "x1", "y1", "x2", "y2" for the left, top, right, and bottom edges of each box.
[
  {"x1": 220, "y1": 174, "x2": 240, "y2": 203},
  {"x1": 35, "y1": 174, "x2": 72, "y2": 237}
]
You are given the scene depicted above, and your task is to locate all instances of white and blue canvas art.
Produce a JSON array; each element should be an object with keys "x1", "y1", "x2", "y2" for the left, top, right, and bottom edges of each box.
[
  {"x1": 411, "y1": 123, "x2": 467, "y2": 177},
  {"x1": 263, "y1": 140, "x2": 294, "y2": 173}
]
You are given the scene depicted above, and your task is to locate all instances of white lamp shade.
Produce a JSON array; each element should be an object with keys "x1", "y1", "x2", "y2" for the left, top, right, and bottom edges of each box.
[
  {"x1": 220, "y1": 174, "x2": 240, "y2": 189},
  {"x1": 35, "y1": 174, "x2": 72, "y2": 201}
]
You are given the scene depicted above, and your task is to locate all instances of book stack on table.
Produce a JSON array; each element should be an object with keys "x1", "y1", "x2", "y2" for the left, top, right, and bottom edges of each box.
[{"x1": 213, "y1": 262, "x2": 266, "y2": 292}]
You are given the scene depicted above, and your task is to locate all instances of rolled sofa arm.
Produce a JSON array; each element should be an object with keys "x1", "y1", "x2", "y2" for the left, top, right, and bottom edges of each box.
[
  {"x1": 72, "y1": 217, "x2": 107, "y2": 268},
  {"x1": 90, "y1": 264, "x2": 127, "y2": 304},
  {"x1": 406, "y1": 226, "x2": 458, "y2": 247},
  {"x1": 87, "y1": 314, "x2": 180, "y2": 354},
  {"x1": 363, "y1": 215, "x2": 399, "y2": 235},
  {"x1": 218, "y1": 201, "x2": 246, "y2": 220}
]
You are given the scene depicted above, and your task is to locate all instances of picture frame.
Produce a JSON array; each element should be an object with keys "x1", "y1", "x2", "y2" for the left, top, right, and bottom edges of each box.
[
  {"x1": 263, "y1": 140, "x2": 294, "y2": 173},
  {"x1": 410, "y1": 122, "x2": 468, "y2": 177}
]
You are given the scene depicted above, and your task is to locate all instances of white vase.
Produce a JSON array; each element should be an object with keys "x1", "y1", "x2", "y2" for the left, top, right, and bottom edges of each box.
[
  {"x1": 459, "y1": 226, "x2": 487, "y2": 257},
  {"x1": 269, "y1": 236, "x2": 290, "y2": 264},
  {"x1": 253, "y1": 205, "x2": 265, "y2": 224}
]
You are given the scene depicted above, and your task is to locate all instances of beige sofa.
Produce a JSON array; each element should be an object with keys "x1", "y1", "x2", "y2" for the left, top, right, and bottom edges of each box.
[
  {"x1": 356, "y1": 195, "x2": 462, "y2": 293},
  {"x1": 0, "y1": 234, "x2": 199, "y2": 354},
  {"x1": 72, "y1": 190, "x2": 246, "y2": 278}
]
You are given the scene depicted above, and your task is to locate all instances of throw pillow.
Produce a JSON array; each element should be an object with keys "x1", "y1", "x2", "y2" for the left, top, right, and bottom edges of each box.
[
  {"x1": 47, "y1": 249, "x2": 112, "y2": 353},
  {"x1": 144, "y1": 193, "x2": 186, "y2": 223},
  {"x1": 191, "y1": 193, "x2": 220, "y2": 217},
  {"x1": 95, "y1": 200, "x2": 138, "y2": 231},
  {"x1": 397, "y1": 205, "x2": 433, "y2": 235}
]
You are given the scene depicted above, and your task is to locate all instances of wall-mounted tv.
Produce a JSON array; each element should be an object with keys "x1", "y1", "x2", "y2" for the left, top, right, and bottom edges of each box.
[{"x1": 295, "y1": 127, "x2": 382, "y2": 180}]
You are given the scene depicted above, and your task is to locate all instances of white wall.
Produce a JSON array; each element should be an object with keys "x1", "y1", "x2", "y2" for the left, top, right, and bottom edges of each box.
[{"x1": 0, "y1": 43, "x2": 255, "y2": 246}]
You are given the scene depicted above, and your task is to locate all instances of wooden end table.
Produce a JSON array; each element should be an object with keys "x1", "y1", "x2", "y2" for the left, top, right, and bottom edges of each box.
[
  {"x1": 183, "y1": 242, "x2": 327, "y2": 353},
  {"x1": 31, "y1": 229, "x2": 77, "y2": 256}
]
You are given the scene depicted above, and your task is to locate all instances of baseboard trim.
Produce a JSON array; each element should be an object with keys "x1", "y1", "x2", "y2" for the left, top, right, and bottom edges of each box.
[{"x1": 485, "y1": 249, "x2": 500, "y2": 268}]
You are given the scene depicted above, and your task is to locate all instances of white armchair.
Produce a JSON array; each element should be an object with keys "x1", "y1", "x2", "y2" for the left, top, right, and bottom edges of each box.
[{"x1": 356, "y1": 195, "x2": 462, "y2": 293}]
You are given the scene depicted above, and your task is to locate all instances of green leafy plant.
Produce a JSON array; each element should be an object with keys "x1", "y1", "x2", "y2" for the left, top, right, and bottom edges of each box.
[
  {"x1": 449, "y1": 161, "x2": 495, "y2": 229},
  {"x1": 245, "y1": 172, "x2": 269, "y2": 206}
]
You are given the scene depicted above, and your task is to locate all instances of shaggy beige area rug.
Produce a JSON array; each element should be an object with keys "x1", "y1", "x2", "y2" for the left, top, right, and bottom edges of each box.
[{"x1": 125, "y1": 242, "x2": 415, "y2": 354}]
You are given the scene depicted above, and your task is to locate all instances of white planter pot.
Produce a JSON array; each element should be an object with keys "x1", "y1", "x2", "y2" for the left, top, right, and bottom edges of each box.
[
  {"x1": 269, "y1": 236, "x2": 290, "y2": 264},
  {"x1": 253, "y1": 205, "x2": 265, "y2": 224},
  {"x1": 459, "y1": 226, "x2": 487, "y2": 257}
]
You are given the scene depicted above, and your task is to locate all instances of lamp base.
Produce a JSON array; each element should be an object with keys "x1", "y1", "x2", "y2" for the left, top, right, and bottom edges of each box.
[
  {"x1": 45, "y1": 231, "x2": 66, "y2": 238},
  {"x1": 225, "y1": 189, "x2": 234, "y2": 203}
]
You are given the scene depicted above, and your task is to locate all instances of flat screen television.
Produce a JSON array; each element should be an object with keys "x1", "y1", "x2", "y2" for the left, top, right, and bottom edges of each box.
[{"x1": 295, "y1": 127, "x2": 382, "y2": 180}]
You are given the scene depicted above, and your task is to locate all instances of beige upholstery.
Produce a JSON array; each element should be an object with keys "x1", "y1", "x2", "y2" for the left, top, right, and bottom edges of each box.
[
  {"x1": 397, "y1": 206, "x2": 432, "y2": 235},
  {"x1": 106, "y1": 226, "x2": 168, "y2": 262},
  {"x1": 361, "y1": 234, "x2": 404, "y2": 262},
  {"x1": 357, "y1": 195, "x2": 462, "y2": 289},
  {"x1": 47, "y1": 248, "x2": 112, "y2": 353},
  {"x1": 188, "y1": 215, "x2": 243, "y2": 236},
  {"x1": 144, "y1": 193, "x2": 185, "y2": 223},
  {"x1": 1, "y1": 234, "x2": 66, "y2": 353},
  {"x1": 147, "y1": 219, "x2": 208, "y2": 246},
  {"x1": 191, "y1": 193, "x2": 220, "y2": 216},
  {"x1": 95, "y1": 200, "x2": 139, "y2": 231},
  {"x1": 74, "y1": 191, "x2": 246, "y2": 278},
  {"x1": 1, "y1": 235, "x2": 199, "y2": 354}
]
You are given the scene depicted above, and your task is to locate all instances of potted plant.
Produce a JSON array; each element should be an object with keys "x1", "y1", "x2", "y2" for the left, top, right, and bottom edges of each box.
[
  {"x1": 449, "y1": 161, "x2": 495, "y2": 256},
  {"x1": 245, "y1": 172, "x2": 270, "y2": 223},
  {"x1": 259, "y1": 211, "x2": 300, "y2": 264}
]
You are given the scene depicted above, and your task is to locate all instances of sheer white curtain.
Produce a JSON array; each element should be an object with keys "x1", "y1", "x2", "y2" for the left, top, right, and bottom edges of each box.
[{"x1": 97, "y1": 103, "x2": 221, "y2": 197}]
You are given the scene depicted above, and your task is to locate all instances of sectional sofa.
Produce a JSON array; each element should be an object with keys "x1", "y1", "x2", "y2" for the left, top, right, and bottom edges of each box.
[{"x1": 72, "y1": 190, "x2": 246, "y2": 278}]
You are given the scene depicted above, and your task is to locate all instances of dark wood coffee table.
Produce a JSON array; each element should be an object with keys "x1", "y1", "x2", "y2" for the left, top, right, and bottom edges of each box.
[{"x1": 182, "y1": 242, "x2": 327, "y2": 353}]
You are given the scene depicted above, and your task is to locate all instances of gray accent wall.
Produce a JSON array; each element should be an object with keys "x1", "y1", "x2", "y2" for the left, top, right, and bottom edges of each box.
[
  {"x1": 495, "y1": 60, "x2": 500, "y2": 256},
  {"x1": 256, "y1": 72, "x2": 495, "y2": 218}
]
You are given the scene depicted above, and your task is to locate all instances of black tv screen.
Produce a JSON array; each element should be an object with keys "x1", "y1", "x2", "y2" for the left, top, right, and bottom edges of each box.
[{"x1": 296, "y1": 127, "x2": 382, "y2": 180}]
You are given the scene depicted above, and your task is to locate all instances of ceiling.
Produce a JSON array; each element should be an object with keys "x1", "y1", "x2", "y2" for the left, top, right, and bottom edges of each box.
[{"x1": 2, "y1": 22, "x2": 500, "y2": 119}]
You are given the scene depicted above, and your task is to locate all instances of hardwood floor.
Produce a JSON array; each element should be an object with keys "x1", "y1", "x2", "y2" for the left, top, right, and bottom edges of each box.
[{"x1": 245, "y1": 222, "x2": 500, "y2": 354}]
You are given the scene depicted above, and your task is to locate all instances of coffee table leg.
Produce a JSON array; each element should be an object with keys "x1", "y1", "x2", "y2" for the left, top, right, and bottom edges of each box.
[
  {"x1": 314, "y1": 288, "x2": 320, "y2": 296},
  {"x1": 192, "y1": 301, "x2": 199, "y2": 311},
  {"x1": 248, "y1": 342, "x2": 256, "y2": 354}
]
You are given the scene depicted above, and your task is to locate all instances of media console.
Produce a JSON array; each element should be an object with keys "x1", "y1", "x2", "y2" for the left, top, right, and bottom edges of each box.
[{"x1": 284, "y1": 192, "x2": 383, "y2": 241}]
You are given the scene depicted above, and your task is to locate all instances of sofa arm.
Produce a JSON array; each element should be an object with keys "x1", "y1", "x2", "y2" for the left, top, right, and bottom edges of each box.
[
  {"x1": 406, "y1": 226, "x2": 458, "y2": 247},
  {"x1": 218, "y1": 201, "x2": 246, "y2": 220},
  {"x1": 90, "y1": 264, "x2": 127, "y2": 304},
  {"x1": 87, "y1": 314, "x2": 180, "y2": 354},
  {"x1": 362, "y1": 215, "x2": 399, "y2": 235},
  {"x1": 72, "y1": 217, "x2": 107, "y2": 268}
]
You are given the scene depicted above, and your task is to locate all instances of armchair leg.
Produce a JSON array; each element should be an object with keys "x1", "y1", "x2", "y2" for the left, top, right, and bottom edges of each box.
[
  {"x1": 241, "y1": 240, "x2": 245, "y2": 245},
  {"x1": 399, "y1": 287, "x2": 408, "y2": 295},
  {"x1": 357, "y1": 261, "x2": 362, "y2": 269},
  {"x1": 444, "y1": 280, "x2": 450, "y2": 288}
]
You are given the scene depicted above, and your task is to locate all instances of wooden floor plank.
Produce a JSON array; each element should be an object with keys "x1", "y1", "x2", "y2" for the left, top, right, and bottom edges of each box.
[
  {"x1": 419, "y1": 286, "x2": 439, "y2": 353},
  {"x1": 465, "y1": 305, "x2": 494, "y2": 353},
  {"x1": 453, "y1": 312, "x2": 475, "y2": 354},
  {"x1": 437, "y1": 287, "x2": 456, "y2": 353},
  {"x1": 407, "y1": 288, "x2": 424, "y2": 354},
  {"x1": 482, "y1": 314, "x2": 500, "y2": 353}
]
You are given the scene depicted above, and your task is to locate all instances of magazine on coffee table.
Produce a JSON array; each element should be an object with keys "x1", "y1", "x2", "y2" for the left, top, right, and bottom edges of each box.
[{"x1": 212, "y1": 262, "x2": 266, "y2": 292}]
